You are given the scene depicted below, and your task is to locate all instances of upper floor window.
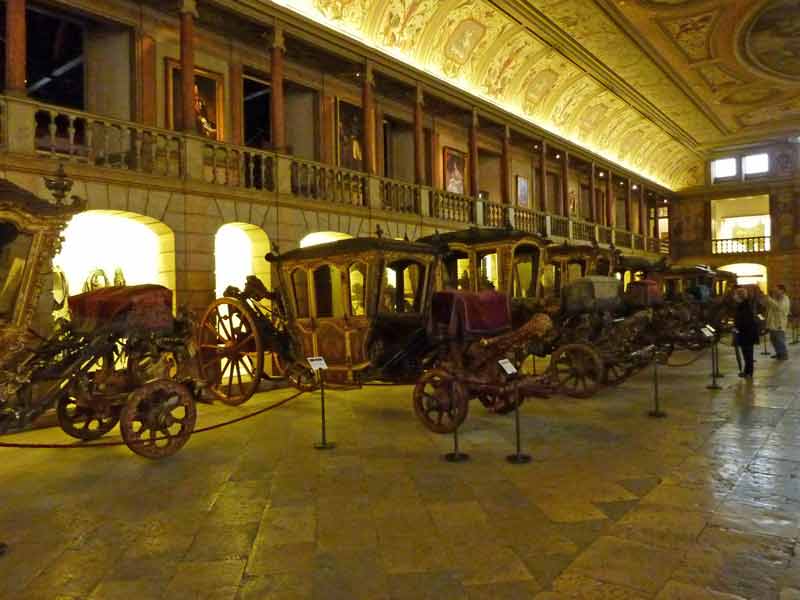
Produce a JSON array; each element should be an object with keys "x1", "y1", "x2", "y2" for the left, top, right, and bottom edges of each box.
[
  {"x1": 743, "y1": 153, "x2": 769, "y2": 176},
  {"x1": 711, "y1": 158, "x2": 737, "y2": 181}
]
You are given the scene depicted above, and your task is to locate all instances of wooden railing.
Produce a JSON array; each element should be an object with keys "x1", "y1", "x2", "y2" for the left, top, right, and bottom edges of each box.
[
  {"x1": 570, "y1": 220, "x2": 596, "y2": 243},
  {"x1": 290, "y1": 158, "x2": 367, "y2": 206},
  {"x1": 33, "y1": 105, "x2": 183, "y2": 177},
  {"x1": 202, "y1": 141, "x2": 276, "y2": 192},
  {"x1": 712, "y1": 236, "x2": 770, "y2": 255},
  {"x1": 483, "y1": 202, "x2": 506, "y2": 228},
  {"x1": 431, "y1": 190, "x2": 474, "y2": 223},
  {"x1": 632, "y1": 233, "x2": 645, "y2": 251},
  {"x1": 550, "y1": 214, "x2": 569, "y2": 238},
  {"x1": 379, "y1": 178, "x2": 419, "y2": 214},
  {"x1": 515, "y1": 207, "x2": 547, "y2": 236},
  {"x1": 647, "y1": 237, "x2": 660, "y2": 254},
  {"x1": 614, "y1": 229, "x2": 633, "y2": 248},
  {"x1": 598, "y1": 225, "x2": 613, "y2": 245}
]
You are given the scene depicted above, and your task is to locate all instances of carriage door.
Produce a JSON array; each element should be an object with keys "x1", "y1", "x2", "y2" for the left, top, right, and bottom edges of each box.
[
  {"x1": 477, "y1": 250, "x2": 499, "y2": 291},
  {"x1": 567, "y1": 260, "x2": 586, "y2": 284},
  {"x1": 310, "y1": 264, "x2": 348, "y2": 367},
  {"x1": 512, "y1": 245, "x2": 540, "y2": 300},
  {"x1": 346, "y1": 262, "x2": 370, "y2": 367},
  {"x1": 442, "y1": 250, "x2": 471, "y2": 290}
]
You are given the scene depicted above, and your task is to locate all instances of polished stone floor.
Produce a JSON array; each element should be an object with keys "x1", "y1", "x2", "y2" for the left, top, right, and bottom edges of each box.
[{"x1": 0, "y1": 347, "x2": 799, "y2": 600}]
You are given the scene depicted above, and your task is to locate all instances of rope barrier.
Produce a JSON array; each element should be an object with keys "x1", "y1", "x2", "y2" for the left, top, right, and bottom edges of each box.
[
  {"x1": 0, "y1": 389, "x2": 306, "y2": 450},
  {"x1": 664, "y1": 347, "x2": 710, "y2": 368}
]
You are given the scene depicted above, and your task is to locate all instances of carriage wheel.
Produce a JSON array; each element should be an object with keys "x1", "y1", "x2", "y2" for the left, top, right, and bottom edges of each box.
[
  {"x1": 286, "y1": 362, "x2": 317, "y2": 392},
  {"x1": 56, "y1": 394, "x2": 119, "y2": 441},
  {"x1": 549, "y1": 344, "x2": 604, "y2": 399},
  {"x1": 413, "y1": 369, "x2": 469, "y2": 434},
  {"x1": 198, "y1": 298, "x2": 264, "y2": 406},
  {"x1": 603, "y1": 362, "x2": 633, "y2": 386},
  {"x1": 120, "y1": 380, "x2": 196, "y2": 459}
]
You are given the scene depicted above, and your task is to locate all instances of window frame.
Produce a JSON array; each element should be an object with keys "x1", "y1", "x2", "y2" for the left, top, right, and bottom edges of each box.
[
  {"x1": 710, "y1": 157, "x2": 738, "y2": 183},
  {"x1": 742, "y1": 153, "x2": 770, "y2": 178}
]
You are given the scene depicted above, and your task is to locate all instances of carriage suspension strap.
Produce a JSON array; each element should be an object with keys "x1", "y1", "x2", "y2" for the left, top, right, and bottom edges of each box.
[{"x1": 0, "y1": 389, "x2": 305, "y2": 449}]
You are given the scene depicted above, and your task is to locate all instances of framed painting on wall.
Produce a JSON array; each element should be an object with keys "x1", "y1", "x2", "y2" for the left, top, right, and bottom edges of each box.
[
  {"x1": 443, "y1": 147, "x2": 465, "y2": 195},
  {"x1": 516, "y1": 175, "x2": 529, "y2": 208},
  {"x1": 165, "y1": 58, "x2": 224, "y2": 141}
]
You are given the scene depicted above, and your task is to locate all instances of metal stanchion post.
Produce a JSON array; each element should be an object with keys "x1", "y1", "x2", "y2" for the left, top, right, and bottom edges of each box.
[
  {"x1": 791, "y1": 320, "x2": 799, "y2": 345},
  {"x1": 506, "y1": 390, "x2": 531, "y2": 464},
  {"x1": 444, "y1": 424, "x2": 469, "y2": 463},
  {"x1": 761, "y1": 332, "x2": 770, "y2": 356},
  {"x1": 648, "y1": 351, "x2": 666, "y2": 418},
  {"x1": 313, "y1": 369, "x2": 335, "y2": 450},
  {"x1": 714, "y1": 337, "x2": 725, "y2": 378},
  {"x1": 707, "y1": 341, "x2": 721, "y2": 390}
]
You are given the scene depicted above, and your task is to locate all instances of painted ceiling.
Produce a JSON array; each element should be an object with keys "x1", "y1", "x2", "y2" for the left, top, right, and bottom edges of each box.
[{"x1": 267, "y1": 0, "x2": 798, "y2": 191}]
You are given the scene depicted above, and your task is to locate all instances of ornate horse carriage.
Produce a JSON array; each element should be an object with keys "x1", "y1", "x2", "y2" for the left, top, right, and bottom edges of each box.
[
  {"x1": 0, "y1": 178, "x2": 199, "y2": 459},
  {"x1": 198, "y1": 235, "x2": 441, "y2": 404}
]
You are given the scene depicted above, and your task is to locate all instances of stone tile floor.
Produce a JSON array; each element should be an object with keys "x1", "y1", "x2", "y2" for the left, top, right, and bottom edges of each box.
[{"x1": 0, "y1": 348, "x2": 799, "y2": 599}]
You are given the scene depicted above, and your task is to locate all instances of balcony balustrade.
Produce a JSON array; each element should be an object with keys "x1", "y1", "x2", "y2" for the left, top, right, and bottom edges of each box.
[
  {"x1": 4, "y1": 95, "x2": 664, "y2": 254},
  {"x1": 712, "y1": 236, "x2": 770, "y2": 255}
]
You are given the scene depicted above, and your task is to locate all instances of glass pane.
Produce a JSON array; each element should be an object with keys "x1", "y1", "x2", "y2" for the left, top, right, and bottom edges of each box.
[
  {"x1": 443, "y1": 253, "x2": 471, "y2": 290},
  {"x1": 743, "y1": 153, "x2": 769, "y2": 175},
  {"x1": 349, "y1": 263, "x2": 367, "y2": 316},
  {"x1": 477, "y1": 252, "x2": 498, "y2": 291},
  {"x1": 0, "y1": 222, "x2": 33, "y2": 318},
  {"x1": 512, "y1": 246, "x2": 539, "y2": 298},
  {"x1": 403, "y1": 263, "x2": 422, "y2": 312},
  {"x1": 292, "y1": 269, "x2": 309, "y2": 318},
  {"x1": 712, "y1": 157, "x2": 737, "y2": 180},
  {"x1": 567, "y1": 261, "x2": 584, "y2": 282},
  {"x1": 381, "y1": 261, "x2": 425, "y2": 313},
  {"x1": 540, "y1": 264, "x2": 557, "y2": 296},
  {"x1": 313, "y1": 265, "x2": 344, "y2": 318}
]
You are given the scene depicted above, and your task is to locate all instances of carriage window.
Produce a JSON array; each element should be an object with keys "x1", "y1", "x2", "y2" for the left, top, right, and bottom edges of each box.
[
  {"x1": 291, "y1": 269, "x2": 309, "y2": 318},
  {"x1": 349, "y1": 263, "x2": 367, "y2": 316},
  {"x1": 477, "y1": 251, "x2": 498, "y2": 291},
  {"x1": 382, "y1": 261, "x2": 425, "y2": 313},
  {"x1": 540, "y1": 263, "x2": 559, "y2": 297},
  {"x1": 567, "y1": 261, "x2": 585, "y2": 283},
  {"x1": 313, "y1": 265, "x2": 344, "y2": 318},
  {"x1": 513, "y1": 246, "x2": 539, "y2": 299},
  {"x1": 596, "y1": 258, "x2": 611, "y2": 276},
  {"x1": 443, "y1": 251, "x2": 470, "y2": 290},
  {"x1": 0, "y1": 222, "x2": 33, "y2": 318}
]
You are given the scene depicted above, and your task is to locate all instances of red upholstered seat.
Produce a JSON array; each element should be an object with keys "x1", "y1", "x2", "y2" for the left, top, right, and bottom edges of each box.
[
  {"x1": 432, "y1": 290, "x2": 511, "y2": 338},
  {"x1": 68, "y1": 284, "x2": 174, "y2": 333}
]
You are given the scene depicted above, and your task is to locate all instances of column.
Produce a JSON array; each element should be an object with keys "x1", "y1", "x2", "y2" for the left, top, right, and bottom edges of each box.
[
  {"x1": 539, "y1": 141, "x2": 547, "y2": 212},
  {"x1": 362, "y1": 61, "x2": 376, "y2": 175},
  {"x1": 468, "y1": 108, "x2": 479, "y2": 198},
  {"x1": 606, "y1": 171, "x2": 613, "y2": 227},
  {"x1": 270, "y1": 26, "x2": 286, "y2": 152},
  {"x1": 180, "y1": 0, "x2": 197, "y2": 133},
  {"x1": 414, "y1": 83, "x2": 425, "y2": 185},
  {"x1": 5, "y1": 0, "x2": 26, "y2": 96},
  {"x1": 229, "y1": 61, "x2": 243, "y2": 146},
  {"x1": 589, "y1": 162, "x2": 596, "y2": 222},
  {"x1": 625, "y1": 178, "x2": 632, "y2": 231},
  {"x1": 561, "y1": 151, "x2": 570, "y2": 216},
  {"x1": 639, "y1": 185, "x2": 646, "y2": 235},
  {"x1": 501, "y1": 125, "x2": 511, "y2": 204}
]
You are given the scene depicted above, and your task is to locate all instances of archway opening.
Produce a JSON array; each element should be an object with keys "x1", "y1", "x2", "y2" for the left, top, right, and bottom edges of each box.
[
  {"x1": 719, "y1": 263, "x2": 767, "y2": 293},
  {"x1": 299, "y1": 231, "x2": 352, "y2": 248},
  {"x1": 214, "y1": 223, "x2": 270, "y2": 299},
  {"x1": 53, "y1": 211, "x2": 175, "y2": 314}
]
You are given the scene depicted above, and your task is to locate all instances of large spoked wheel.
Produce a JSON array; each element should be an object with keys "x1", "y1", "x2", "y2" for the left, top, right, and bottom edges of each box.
[
  {"x1": 56, "y1": 394, "x2": 119, "y2": 441},
  {"x1": 549, "y1": 343, "x2": 604, "y2": 399},
  {"x1": 413, "y1": 369, "x2": 468, "y2": 434},
  {"x1": 198, "y1": 298, "x2": 264, "y2": 405},
  {"x1": 603, "y1": 361, "x2": 632, "y2": 386},
  {"x1": 120, "y1": 380, "x2": 197, "y2": 459}
]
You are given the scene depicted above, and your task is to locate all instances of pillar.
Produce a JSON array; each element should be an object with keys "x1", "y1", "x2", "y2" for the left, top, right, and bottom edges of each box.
[
  {"x1": 562, "y1": 151, "x2": 570, "y2": 216},
  {"x1": 639, "y1": 185, "x2": 646, "y2": 235},
  {"x1": 468, "y1": 108, "x2": 479, "y2": 198},
  {"x1": 180, "y1": 0, "x2": 197, "y2": 134},
  {"x1": 5, "y1": 0, "x2": 27, "y2": 96},
  {"x1": 589, "y1": 162, "x2": 596, "y2": 222},
  {"x1": 270, "y1": 27, "x2": 286, "y2": 152},
  {"x1": 229, "y1": 61, "x2": 243, "y2": 146},
  {"x1": 606, "y1": 171, "x2": 613, "y2": 227},
  {"x1": 362, "y1": 61, "x2": 376, "y2": 175},
  {"x1": 501, "y1": 125, "x2": 511, "y2": 204},
  {"x1": 414, "y1": 83, "x2": 425, "y2": 185},
  {"x1": 625, "y1": 178, "x2": 632, "y2": 231},
  {"x1": 539, "y1": 141, "x2": 547, "y2": 212}
]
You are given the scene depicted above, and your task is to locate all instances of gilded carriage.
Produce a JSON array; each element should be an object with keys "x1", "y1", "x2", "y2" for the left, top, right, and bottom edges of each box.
[
  {"x1": 0, "y1": 178, "x2": 199, "y2": 458},
  {"x1": 541, "y1": 242, "x2": 617, "y2": 301},
  {"x1": 198, "y1": 235, "x2": 441, "y2": 404}
]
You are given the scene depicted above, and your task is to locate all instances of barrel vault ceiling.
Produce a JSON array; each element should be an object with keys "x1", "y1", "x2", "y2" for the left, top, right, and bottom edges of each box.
[{"x1": 265, "y1": 0, "x2": 800, "y2": 191}]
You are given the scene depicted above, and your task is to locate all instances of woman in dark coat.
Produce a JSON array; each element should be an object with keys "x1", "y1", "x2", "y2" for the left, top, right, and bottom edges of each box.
[{"x1": 733, "y1": 287, "x2": 759, "y2": 378}]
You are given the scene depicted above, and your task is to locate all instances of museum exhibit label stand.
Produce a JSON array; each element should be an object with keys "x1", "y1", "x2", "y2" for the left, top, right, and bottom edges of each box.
[
  {"x1": 308, "y1": 357, "x2": 335, "y2": 450},
  {"x1": 705, "y1": 326, "x2": 722, "y2": 390},
  {"x1": 640, "y1": 345, "x2": 666, "y2": 418},
  {"x1": 501, "y1": 359, "x2": 531, "y2": 464},
  {"x1": 444, "y1": 422, "x2": 469, "y2": 463}
]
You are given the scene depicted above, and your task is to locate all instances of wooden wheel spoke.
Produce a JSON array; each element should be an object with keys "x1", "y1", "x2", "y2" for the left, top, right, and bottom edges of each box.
[
  {"x1": 232, "y1": 333, "x2": 255, "y2": 352},
  {"x1": 214, "y1": 307, "x2": 233, "y2": 339}
]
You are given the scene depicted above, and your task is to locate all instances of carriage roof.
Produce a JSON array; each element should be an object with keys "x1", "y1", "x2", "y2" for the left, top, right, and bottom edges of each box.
[
  {"x1": 416, "y1": 226, "x2": 548, "y2": 249},
  {"x1": 616, "y1": 254, "x2": 667, "y2": 272},
  {"x1": 545, "y1": 242, "x2": 614, "y2": 261},
  {"x1": 268, "y1": 236, "x2": 437, "y2": 265}
]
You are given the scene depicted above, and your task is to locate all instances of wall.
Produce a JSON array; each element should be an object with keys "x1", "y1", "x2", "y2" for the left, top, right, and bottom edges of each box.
[
  {"x1": 285, "y1": 87, "x2": 318, "y2": 160},
  {"x1": 478, "y1": 151, "x2": 501, "y2": 203},
  {"x1": 85, "y1": 24, "x2": 132, "y2": 120}
]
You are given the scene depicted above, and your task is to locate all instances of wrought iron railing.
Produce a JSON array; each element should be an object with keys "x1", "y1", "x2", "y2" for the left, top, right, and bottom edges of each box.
[
  {"x1": 570, "y1": 220, "x2": 596, "y2": 243},
  {"x1": 614, "y1": 229, "x2": 633, "y2": 249},
  {"x1": 598, "y1": 225, "x2": 613, "y2": 245},
  {"x1": 290, "y1": 158, "x2": 367, "y2": 206},
  {"x1": 515, "y1": 207, "x2": 547, "y2": 236},
  {"x1": 632, "y1": 233, "x2": 645, "y2": 251},
  {"x1": 431, "y1": 190, "x2": 474, "y2": 224},
  {"x1": 379, "y1": 178, "x2": 419, "y2": 214},
  {"x1": 550, "y1": 214, "x2": 569, "y2": 238},
  {"x1": 712, "y1": 236, "x2": 770, "y2": 255}
]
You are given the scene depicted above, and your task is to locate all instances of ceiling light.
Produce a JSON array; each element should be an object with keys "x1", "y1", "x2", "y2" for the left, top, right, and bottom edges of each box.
[
  {"x1": 632, "y1": 184, "x2": 638, "y2": 190},
  {"x1": 555, "y1": 153, "x2": 561, "y2": 159}
]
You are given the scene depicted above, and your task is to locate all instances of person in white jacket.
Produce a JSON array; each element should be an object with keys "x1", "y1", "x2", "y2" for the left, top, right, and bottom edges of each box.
[{"x1": 761, "y1": 284, "x2": 791, "y2": 360}]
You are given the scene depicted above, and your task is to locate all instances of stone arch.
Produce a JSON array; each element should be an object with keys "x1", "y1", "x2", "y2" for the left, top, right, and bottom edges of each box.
[
  {"x1": 53, "y1": 209, "x2": 176, "y2": 299},
  {"x1": 719, "y1": 262, "x2": 768, "y2": 292},
  {"x1": 214, "y1": 223, "x2": 271, "y2": 298},
  {"x1": 299, "y1": 231, "x2": 354, "y2": 248}
]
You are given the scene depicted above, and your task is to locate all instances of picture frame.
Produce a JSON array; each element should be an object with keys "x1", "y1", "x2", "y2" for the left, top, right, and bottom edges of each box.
[
  {"x1": 443, "y1": 147, "x2": 466, "y2": 195},
  {"x1": 165, "y1": 58, "x2": 224, "y2": 141},
  {"x1": 516, "y1": 175, "x2": 529, "y2": 208}
]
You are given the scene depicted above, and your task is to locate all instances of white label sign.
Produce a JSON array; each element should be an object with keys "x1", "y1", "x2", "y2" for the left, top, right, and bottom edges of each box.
[
  {"x1": 701, "y1": 326, "x2": 715, "y2": 339},
  {"x1": 498, "y1": 358, "x2": 518, "y2": 375},
  {"x1": 307, "y1": 356, "x2": 328, "y2": 371}
]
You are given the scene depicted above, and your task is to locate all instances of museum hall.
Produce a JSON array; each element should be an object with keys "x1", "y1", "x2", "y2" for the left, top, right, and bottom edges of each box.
[{"x1": 1, "y1": 0, "x2": 799, "y2": 598}]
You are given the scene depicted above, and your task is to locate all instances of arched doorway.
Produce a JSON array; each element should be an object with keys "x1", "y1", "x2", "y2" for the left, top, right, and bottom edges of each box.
[
  {"x1": 214, "y1": 223, "x2": 270, "y2": 298},
  {"x1": 299, "y1": 231, "x2": 353, "y2": 248},
  {"x1": 719, "y1": 262, "x2": 767, "y2": 292},
  {"x1": 53, "y1": 210, "x2": 175, "y2": 315}
]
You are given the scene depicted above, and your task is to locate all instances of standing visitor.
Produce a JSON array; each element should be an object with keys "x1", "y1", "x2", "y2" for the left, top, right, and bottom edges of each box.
[
  {"x1": 762, "y1": 284, "x2": 791, "y2": 361},
  {"x1": 733, "y1": 287, "x2": 759, "y2": 379}
]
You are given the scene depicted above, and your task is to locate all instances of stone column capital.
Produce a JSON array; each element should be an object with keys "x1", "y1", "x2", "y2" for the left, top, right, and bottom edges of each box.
[
  {"x1": 179, "y1": 0, "x2": 198, "y2": 18},
  {"x1": 267, "y1": 27, "x2": 286, "y2": 51}
]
